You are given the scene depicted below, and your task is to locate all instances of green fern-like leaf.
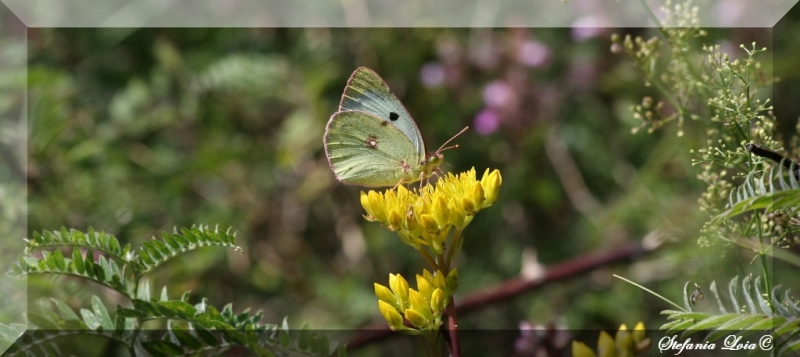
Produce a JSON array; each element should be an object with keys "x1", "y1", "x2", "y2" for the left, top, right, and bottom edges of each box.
[
  {"x1": 12, "y1": 247, "x2": 135, "y2": 298},
  {"x1": 130, "y1": 297, "x2": 341, "y2": 357},
  {"x1": 24, "y1": 227, "x2": 131, "y2": 261},
  {"x1": 716, "y1": 164, "x2": 800, "y2": 223},
  {"x1": 661, "y1": 276, "x2": 800, "y2": 349},
  {"x1": 137, "y1": 225, "x2": 241, "y2": 275},
  {"x1": 4, "y1": 296, "x2": 138, "y2": 356},
  {"x1": 11, "y1": 228, "x2": 138, "y2": 298},
  {"x1": 716, "y1": 188, "x2": 800, "y2": 224},
  {"x1": 11, "y1": 226, "x2": 242, "y2": 300},
  {"x1": 4, "y1": 226, "x2": 338, "y2": 357}
]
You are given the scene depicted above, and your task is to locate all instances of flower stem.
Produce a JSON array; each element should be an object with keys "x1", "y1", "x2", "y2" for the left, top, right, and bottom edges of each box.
[
  {"x1": 418, "y1": 248, "x2": 439, "y2": 271},
  {"x1": 424, "y1": 331, "x2": 440, "y2": 357},
  {"x1": 443, "y1": 229, "x2": 463, "y2": 271},
  {"x1": 444, "y1": 296, "x2": 461, "y2": 357}
]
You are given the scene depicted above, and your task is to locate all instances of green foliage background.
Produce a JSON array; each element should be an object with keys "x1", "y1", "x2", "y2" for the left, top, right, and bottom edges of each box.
[{"x1": 2, "y1": 4, "x2": 800, "y2": 354}]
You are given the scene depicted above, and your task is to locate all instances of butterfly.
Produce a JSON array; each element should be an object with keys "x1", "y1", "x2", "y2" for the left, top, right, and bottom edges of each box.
[
  {"x1": 745, "y1": 143, "x2": 800, "y2": 180},
  {"x1": 323, "y1": 67, "x2": 467, "y2": 188}
]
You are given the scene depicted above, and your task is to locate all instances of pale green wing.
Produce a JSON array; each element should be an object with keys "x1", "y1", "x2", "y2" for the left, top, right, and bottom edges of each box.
[
  {"x1": 324, "y1": 111, "x2": 424, "y2": 187},
  {"x1": 339, "y1": 67, "x2": 426, "y2": 157}
]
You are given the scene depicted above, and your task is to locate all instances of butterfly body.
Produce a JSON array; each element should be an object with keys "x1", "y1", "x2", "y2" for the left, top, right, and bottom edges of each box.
[
  {"x1": 324, "y1": 67, "x2": 454, "y2": 188},
  {"x1": 746, "y1": 143, "x2": 800, "y2": 180}
]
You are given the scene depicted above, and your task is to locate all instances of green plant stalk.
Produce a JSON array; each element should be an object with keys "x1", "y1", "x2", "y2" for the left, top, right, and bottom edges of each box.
[
  {"x1": 650, "y1": 77, "x2": 687, "y2": 123},
  {"x1": 636, "y1": 0, "x2": 668, "y2": 43},
  {"x1": 443, "y1": 229, "x2": 463, "y2": 272},
  {"x1": 418, "y1": 248, "x2": 438, "y2": 272},
  {"x1": 629, "y1": 0, "x2": 684, "y2": 119},
  {"x1": 754, "y1": 212, "x2": 774, "y2": 307},
  {"x1": 634, "y1": 0, "x2": 711, "y2": 122},
  {"x1": 614, "y1": 274, "x2": 686, "y2": 311},
  {"x1": 423, "y1": 330, "x2": 439, "y2": 357}
]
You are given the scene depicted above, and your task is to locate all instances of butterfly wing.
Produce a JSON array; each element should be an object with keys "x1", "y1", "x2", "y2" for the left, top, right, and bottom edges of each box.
[
  {"x1": 324, "y1": 110, "x2": 424, "y2": 187},
  {"x1": 339, "y1": 67, "x2": 426, "y2": 157}
]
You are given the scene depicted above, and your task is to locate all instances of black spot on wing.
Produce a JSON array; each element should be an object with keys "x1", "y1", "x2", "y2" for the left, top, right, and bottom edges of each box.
[{"x1": 389, "y1": 112, "x2": 399, "y2": 121}]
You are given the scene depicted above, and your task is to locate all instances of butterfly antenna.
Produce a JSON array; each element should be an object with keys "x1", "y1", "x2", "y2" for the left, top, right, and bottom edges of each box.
[{"x1": 437, "y1": 126, "x2": 469, "y2": 153}]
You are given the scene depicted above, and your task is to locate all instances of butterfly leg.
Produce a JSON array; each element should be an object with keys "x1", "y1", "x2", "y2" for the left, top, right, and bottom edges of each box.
[
  {"x1": 425, "y1": 168, "x2": 443, "y2": 187},
  {"x1": 418, "y1": 171, "x2": 436, "y2": 189},
  {"x1": 392, "y1": 179, "x2": 410, "y2": 191}
]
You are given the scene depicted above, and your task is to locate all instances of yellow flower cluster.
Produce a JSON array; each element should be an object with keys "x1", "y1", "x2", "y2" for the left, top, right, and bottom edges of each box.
[
  {"x1": 374, "y1": 269, "x2": 459, "y2": 333},
  {"x1": 360, "y1": 168, "x2": 502, "y2": 254},
  {"x1": 572, "y1": 322, "x2": 650, "y2": 357}
]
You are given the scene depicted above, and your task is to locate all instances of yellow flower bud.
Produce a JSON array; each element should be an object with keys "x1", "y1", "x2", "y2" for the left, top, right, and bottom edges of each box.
[
  {"x1": 597, "y1": 331, "x2": 616, "y2": 357},
  {"x1": 416, "y1": 274, "x2": 434, "y2": 299},
  {"x1": 469, "y1": 182, "x2": 484, "y2": 211},
  {"x1": 407, "y1": 289, "x2": 432, "y2": 321},
  {"x1": 446, "y1": 268, "x2": 459, "y2": 293},
  {"x1": 378, "y1": 300, "x2": 404, "y2": 331},
  {"x1": 374, "y1": 283, "x2": 398, "y2": 308},
  {"x1": 420, "y1": 214, "x2": 439, "y2": 233},
  {"x1": 480, "y1": 167, "x2": 491, "y2": 187},
  {"x1": 422, "y1": 269, "x2": 434, "y2": 282},
  {"x1": 389, "y1": 274, "x2": 409, "y2": 308},
  {"x1": 360, "y1": 192, "x2": 373, "y2": 219},
  {"x1": 615, "y1": 325, "x2": 633, "y2": 357},
  {"x1": 461, "y1": 197, "x2": 475, "y2": 216},
  {"x1": 430, "y1": 288, "x2": 446, "y2": 314},
  {"x1": 632, "y1": 322, "x2": 651, "y2": 352},
  {"x1": 369, "y1": 191, "x2": 387, "y2": 222},
  {"x1": 572, "y1": 341, "x2": 598, "y2": 357},
  {"x1": 632, "y1": 322, "x2": 646, "y2": 343},
  {"x1": 406, "y1": 212, "x2": 425, "y2": 242},
  {"x1": 481, "y1": 169, "x2": 502, "y2": 207},
  {"x1": 432, "y1": 195, "x2": 449, "y2": 228},
  {"x1": 433, "y1": 270, "x2": 447, "y2": 292},
  {"x1": 388, "y1": 209, "x2": 403, "y2": 231},
  {"x1": 404, "y1": 308, "x2": 428, "y2": 329}
]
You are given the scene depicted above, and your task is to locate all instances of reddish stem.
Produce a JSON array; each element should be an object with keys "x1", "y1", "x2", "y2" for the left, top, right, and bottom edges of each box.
[{"x1": 445, "y1": 297, "x2": 461, "y2": 357}]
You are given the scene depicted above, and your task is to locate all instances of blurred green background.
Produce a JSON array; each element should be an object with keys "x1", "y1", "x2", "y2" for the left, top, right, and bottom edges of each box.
[{"x1": 2, "y1": 3, "x2": 800, "y2": 354}]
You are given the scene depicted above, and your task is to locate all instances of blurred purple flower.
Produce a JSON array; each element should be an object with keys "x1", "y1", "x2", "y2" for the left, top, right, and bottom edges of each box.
[
  {"x1": 516, "y1": 40, "x2": 550, "y2": 67},
  {"x1": 482, "y1": 80, "x2": 512, "y2": 108},
  {"x1": 571, "y1": 15, "x2": 609, "y2": 41},
  {"x1": 514, "y1": 321, "x2": 537, "y2": 353},
  {"x1": 420, "y1": 62, "x2": 446, "y2": 88},
  {"x1": 473, "y1": 108, "x2": 500, "y2": 136},
  {"x1": 514, "y1": 321, "x2": 571, "y2": 356}
]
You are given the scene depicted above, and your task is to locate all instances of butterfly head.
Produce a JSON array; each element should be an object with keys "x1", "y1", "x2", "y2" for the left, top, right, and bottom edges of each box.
[
  {"x1": 424, "y1": 151, "x2": 445, "y2": 170},
  {"x1": 419, "y1": 126, "x2": 470, "y2": 178}
]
